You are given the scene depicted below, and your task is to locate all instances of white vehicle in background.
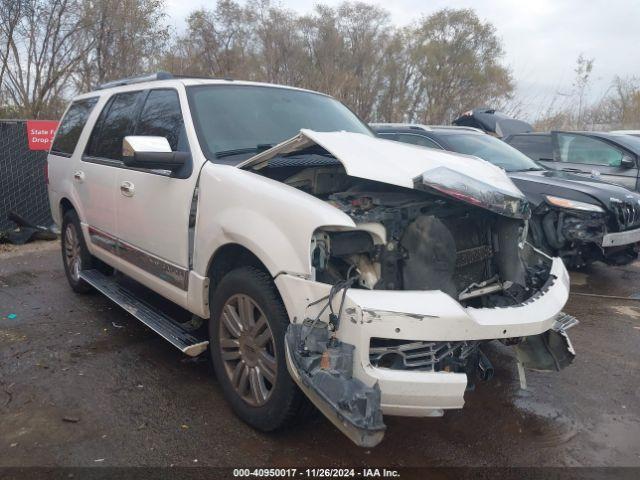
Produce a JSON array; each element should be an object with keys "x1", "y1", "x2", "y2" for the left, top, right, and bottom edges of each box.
[{"x1": 47, "y1": 72, "x2": 576, "y2": 447}]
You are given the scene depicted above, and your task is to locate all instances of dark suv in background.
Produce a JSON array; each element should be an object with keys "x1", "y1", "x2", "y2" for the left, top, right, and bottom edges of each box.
[
  {"x1": 371, "y1": 124, "x2": 640, "y2": 268},
  {"x1": 505, "y1": 131, "x2": 640, "y2": 193}
]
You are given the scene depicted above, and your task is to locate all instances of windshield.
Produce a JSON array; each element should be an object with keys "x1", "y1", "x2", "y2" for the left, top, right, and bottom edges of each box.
[
  {"x1": 441, "y1": 132, "x2": 544, "y2": 172},
  {"x1": 187, "y1": 85, "x2": 372, "y2": 161}
]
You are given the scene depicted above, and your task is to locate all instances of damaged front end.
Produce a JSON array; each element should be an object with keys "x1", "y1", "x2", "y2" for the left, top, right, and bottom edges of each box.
[
  {"x1": 243, "y1": 130, "x2": 576, "y2": 446},
  {"x1": 529, "y1": 195, "x2": 640, "y2": 268}
]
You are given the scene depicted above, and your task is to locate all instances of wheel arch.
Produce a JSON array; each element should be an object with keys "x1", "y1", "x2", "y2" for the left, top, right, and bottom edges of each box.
[
  {"x1": 59, "y1": 197, "x2": 76, "y2": 218},
  {"x1": 206, "y1": 243, "x2": 274, "y2": 294}
]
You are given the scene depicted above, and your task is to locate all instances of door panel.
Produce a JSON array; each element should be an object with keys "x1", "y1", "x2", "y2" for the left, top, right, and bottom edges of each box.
[
  {"x1": 75, "y1": 162, "x2": 118, "y2": 239},
  {"x1": 552, "y1": 132, "x2": 639, "y2": 190},
  {"x1": 114, "y1": 88, "x2": 196, "y2": 285},
  {"x1": 67, "y1": 97, "x2": 119, "y2": 238}
]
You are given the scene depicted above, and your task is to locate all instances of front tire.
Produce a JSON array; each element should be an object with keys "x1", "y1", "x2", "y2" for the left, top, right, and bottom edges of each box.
[
  {"x1": 209, "y1": 267, "x2": 306, "y2": 431},
  {"x1": 61, "y1": 210, "x2": 94, "y2": 293}
]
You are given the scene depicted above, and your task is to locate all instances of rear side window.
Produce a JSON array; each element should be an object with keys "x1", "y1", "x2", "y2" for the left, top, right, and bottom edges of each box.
[
  {"x1": 51, "y1": 98, "x2": 98, "y2": 156},
  {"x1": 86, "y1": 91, "x2": 142, "y2": 161},
  {"x1": 135, "y1": 89, "x2": 186, "y2": 151},
  {"x1": 396, "y1": 133, "x2": 441, "y2": 149},
  {"x1": 506, "y1": 135, "x2": 553, "y2": 162}
]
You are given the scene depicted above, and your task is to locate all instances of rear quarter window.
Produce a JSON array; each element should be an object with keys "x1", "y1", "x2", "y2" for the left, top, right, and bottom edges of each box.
[
  {"x1": 50, "y1": 98, "x2": 99, "y2": 156},
  {"x1": 396, "y1": 133, "x2": 441, "y2": 149}
]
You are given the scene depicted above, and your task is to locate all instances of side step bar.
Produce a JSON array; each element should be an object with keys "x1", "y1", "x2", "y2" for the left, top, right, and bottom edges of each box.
[{"x1": 80, "y1": 269, "x2": 209, "y2": 357}]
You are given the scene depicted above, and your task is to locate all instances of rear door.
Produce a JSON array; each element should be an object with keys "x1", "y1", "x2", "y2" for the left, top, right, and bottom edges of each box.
[
  {"x1": 552, "y1": 132, "x2": 638, "y2": 190},
  {"x1": 81, "y1": 90, "x2": 145, "y2": 250},
  {"x1": 114, "y1": 88, "x2": 196, "y2": 292},
  {"x1": 48, "y1": 97, "x2": 100, "y2": 226}
]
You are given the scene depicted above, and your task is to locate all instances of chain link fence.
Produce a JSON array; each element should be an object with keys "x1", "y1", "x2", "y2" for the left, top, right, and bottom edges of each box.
[{"x1": 0, "y1": 120, "x2": 53, "y2": 231}]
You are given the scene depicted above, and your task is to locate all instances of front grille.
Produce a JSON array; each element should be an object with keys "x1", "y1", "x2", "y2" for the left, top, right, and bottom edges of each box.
[
  {"x1": 611, "y1": 199, "x2": 640, "y2": 231},
  {"x1": 369, "y1": 338, "x2": 479, "y2": 371}
]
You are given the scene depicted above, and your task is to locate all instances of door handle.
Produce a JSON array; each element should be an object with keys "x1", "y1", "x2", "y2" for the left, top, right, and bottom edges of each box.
[
  {"x1": 73, "y1": 170, "x2": 85, "y2": 182},
  {"x1": 120, "y1": 181, "x2": 135, "y2": 197},
  {"x1": 561, "y1": 168, "x2": 583, "y2": 173}
]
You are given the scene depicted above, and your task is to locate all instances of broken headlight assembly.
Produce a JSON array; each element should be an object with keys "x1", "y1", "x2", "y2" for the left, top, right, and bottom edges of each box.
[{"x1": 414, "y1": 166, "x2": 531, "y2": 220}]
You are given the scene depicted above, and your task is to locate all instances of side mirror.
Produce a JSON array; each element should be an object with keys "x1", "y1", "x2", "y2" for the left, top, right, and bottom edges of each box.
[
  {"x1": 621, "y1": 154, "x2": 636, "y2": 169},
  {"x1": 122, "y1": 136, "x2": 188, "y2": 171}
]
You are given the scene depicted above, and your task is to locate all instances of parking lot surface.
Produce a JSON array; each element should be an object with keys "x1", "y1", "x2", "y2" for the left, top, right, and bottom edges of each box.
[{"x1": 1, "y1": 241, "x2": 639, "y2": 467}]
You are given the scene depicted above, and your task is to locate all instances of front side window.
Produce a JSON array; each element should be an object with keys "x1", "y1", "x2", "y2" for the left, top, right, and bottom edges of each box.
[
  {"x1": 440, "y1": 133, "x2": 543, "y2": 172},
  {"x1": 557, "y1": 134, "x2": 624, "y2": 167},
  {"x1": 187, "y1": 85, "x2": 372, "y2": 161},
  {"x1": 51, "y1": 97, "x2": 98, "y2": 156},
  {"x1": 86, "y1": 91, "x2": 142, "y2": 161},
  {"x1": 136, "y1": 89, "x2": 186, "y2": 151},
  {"x1": 396, "y1": 133, "x2": 441, "y2": 149}
]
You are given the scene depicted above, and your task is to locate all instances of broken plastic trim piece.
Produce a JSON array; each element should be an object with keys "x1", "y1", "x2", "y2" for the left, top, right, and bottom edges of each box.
[
  {"x1": 513, "y1": 312, "x2": 578, "y2": 372},
  {"x1": 413, "y1": 166, "x2": 531, "y2": 220},
  {"x1": 285, "y1": 323, "x2": 386, "y2": 447}
]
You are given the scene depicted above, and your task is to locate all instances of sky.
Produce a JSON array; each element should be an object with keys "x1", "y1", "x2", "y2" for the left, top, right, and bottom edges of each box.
[{"x1": 164, "y1": 0, "x2": 640, "y2": 119}]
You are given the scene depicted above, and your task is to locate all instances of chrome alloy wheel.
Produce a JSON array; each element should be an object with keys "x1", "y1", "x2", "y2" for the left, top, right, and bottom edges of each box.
[
  {"x1": 64, "y1": 223, "x2": 82, "y2": 282},
  {"x1": 219, "y1": 294, "x2": 277, "y2": 406}
]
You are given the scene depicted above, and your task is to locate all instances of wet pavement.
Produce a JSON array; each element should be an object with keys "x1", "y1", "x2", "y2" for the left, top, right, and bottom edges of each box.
[{"x1": 0, "y1": 241, "x2": 639, "y2": 467}]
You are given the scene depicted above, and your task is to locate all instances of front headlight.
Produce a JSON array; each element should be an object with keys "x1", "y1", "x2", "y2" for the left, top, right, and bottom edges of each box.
[{"x1": 545, "y1": 195, "x2": 604, "y2": 212}]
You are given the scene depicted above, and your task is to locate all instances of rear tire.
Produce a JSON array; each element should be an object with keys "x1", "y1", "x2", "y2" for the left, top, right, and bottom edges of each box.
[
  {"x1": 61, "y1": 210, "x2": 94, "y2": 293},
  {"x1": 209, "y1": 266, "x2": 307, "y2": 431}
]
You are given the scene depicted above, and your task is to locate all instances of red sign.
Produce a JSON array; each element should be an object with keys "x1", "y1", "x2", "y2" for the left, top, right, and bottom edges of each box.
[{"x1": 26, "y1": 120, "x2": 59, "y2": 151}]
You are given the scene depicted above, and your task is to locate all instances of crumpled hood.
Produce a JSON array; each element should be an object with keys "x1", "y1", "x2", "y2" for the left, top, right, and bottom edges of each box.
[
  {"x1": 238, "y1": 130, "x2": 528, "y2": 217},
  {"x1": 508, "y1": 169, "x2": 640, "y2": 209}
]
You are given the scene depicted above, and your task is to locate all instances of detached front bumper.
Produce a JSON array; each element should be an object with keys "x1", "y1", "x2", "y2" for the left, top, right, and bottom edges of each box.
[{"x1": 276, "y1": 256, "x2": 570, "y2": 418}]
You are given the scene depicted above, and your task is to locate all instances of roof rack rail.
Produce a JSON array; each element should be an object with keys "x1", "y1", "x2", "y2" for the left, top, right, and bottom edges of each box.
[{"x1": 97, "y1": 72, "x2": 174, "y2": 90}]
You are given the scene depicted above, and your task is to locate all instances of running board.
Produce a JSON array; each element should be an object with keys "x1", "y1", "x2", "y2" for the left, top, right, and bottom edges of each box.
[{"x1": 80, "y1": 269, "x2": 209, "y2": 357}]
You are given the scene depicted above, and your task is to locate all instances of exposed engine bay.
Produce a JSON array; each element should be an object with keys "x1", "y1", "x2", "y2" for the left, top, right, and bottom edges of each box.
[{"x1": 273, "y1": 160, "x2": 551, "y2": 308}]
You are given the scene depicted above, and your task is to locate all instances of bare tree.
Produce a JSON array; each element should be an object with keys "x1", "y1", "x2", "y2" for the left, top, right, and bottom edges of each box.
[
  {"x1": 296, "y1": 2, "x2": 393, "y2": 119},
  {"x1": 165, "y1": 0, "x2": 253, "y2": 79},
  {"x1": 1, "y1": 0, "x2": 93, "y2": 118},
  {"x1": 0, "y1": 0, "x2": 28, "y2": 96},
  {"x1": 74, "y1": 0, "x2": 170, "y2": 91},
  {"x1": 573, "y1": 53, "x2": 594, "y2": 128}
]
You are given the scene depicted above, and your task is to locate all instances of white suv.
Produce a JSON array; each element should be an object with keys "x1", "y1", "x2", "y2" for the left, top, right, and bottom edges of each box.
[{"x1": 47, "y1": 73, "x2": 576, "y2": 447}]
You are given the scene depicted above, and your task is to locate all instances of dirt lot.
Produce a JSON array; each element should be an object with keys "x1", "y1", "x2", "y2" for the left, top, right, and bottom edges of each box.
[{"x1": 1, "y1": 240, "x2": 639, "y2": 468}]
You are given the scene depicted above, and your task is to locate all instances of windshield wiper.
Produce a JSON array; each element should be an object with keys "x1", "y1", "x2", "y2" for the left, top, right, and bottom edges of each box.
[{"x1": 216, "y1": 144, "x2": 273, "y2": 158}]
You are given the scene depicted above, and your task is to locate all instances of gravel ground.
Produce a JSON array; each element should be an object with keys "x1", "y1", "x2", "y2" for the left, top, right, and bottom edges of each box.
[{"x1": 0, "y1": 240, "x2": 639, "y2": 468}]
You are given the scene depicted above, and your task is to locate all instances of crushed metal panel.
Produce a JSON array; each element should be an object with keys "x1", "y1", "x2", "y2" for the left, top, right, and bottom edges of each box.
[
  {"x1": 236, "y1": 133, "x2": 315, "y2": 170},
  {"x1": 237, "y1": 129, "x2": 525, "y2": 203}
]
